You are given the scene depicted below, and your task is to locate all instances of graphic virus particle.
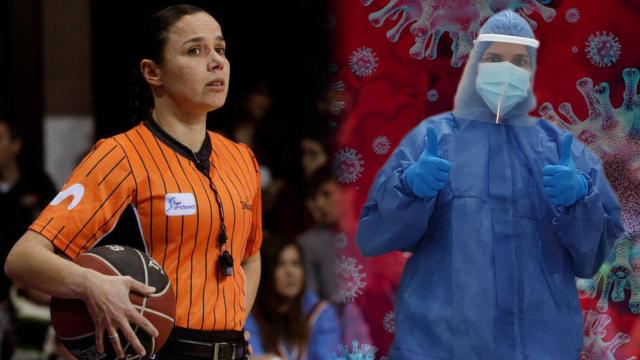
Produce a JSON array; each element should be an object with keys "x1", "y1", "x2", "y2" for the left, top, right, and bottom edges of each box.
[
  {"x1": 577, "y1": 233, "x2": 640, "y2": 314},
  {"x1": 328, "y1": 81, "x2": 347, "y2": 116},
  {"x1": 572, "y1": 46, "x2": 579, "y2": 54},
  {"x1": 333, "y1": 148, "x2": 365, "y2": 184},
  {"x1": 564, "y1": 7, "x2": 580, "y2": 23},
  {"x1": 580, "y1": 310, "x2": 636, "y2": 360},
  {"x1": 372, "y1": 136, "x2": 392, "y2": 155},
  {"x1": 383, "y1": 310, "x2": 396, "y2": 333},
  {"x1": 333, "y1": 256, "x2": 367, "y2": 303},
  {"x1": 585, "y1": 31, "x2": 621, "y2": 67},
  {"x1": 349, "y1": 47, "x2": 379, "y2": 78},
  {"x1": 335, "y1": 233, "x2": 349, "y2": 249},
  {"x1": 538, "y1": 68, "x2": 640, "y2": 232},
  {"x1": 361, "y1": 0, "x2": 556, "y2": 67},
  {"x1": 330, "y1": 81, "x2": 346, "y2": 92},
  {"x1": 427, "y1": 89, "x2": 440, "y2": 102},
  {"x1": 333, "y1": 340, "x2": 378, "y2": 360}
]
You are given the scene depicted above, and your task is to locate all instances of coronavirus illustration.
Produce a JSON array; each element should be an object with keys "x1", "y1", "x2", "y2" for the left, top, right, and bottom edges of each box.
[
  {"x1": 580, "y1": 310, "x2": 636, "y2": 360},
  {"x1": 576, "y1": 233, "x2": 640, "y2": 314},
  {"x1": 360, "y1": 0, "x2": 556, "y2": 67},
  {"x1": 564, "y1": 7, "x2": 580, "y2": 24},
  {"x1": 585, "y1": 31, "x2": 622, "y2": 67},
  {"x1": 372, "y1": 135, "x2": 392, "y2": 155},
  {"x1": 329, "y1": 80, "x2": 347, "y2": 116},
  {"x1": 335, "y1": 232, "x2": 349, "y2": 249},
  {"x1": 333, "y1": 256, "x2": 367, "y2": 303},
  {"x1": 382, "y1": 310, "x2": 396, "y2": 333},
  {"x1": 427, "y1": 89, "x2": 440, "y2": 102},
  {"x1": 333, "y1": 148, "x2": 365, "y2": 184},
  {"x1": 538, "y1": 68, "x2": 640, "y2": 233},
  {"x1": 349, "y1": 47, "x2": 379, "y2": 78},
  {"x1": 333, "y1": 340, "x2": 378, "y2": 360}
]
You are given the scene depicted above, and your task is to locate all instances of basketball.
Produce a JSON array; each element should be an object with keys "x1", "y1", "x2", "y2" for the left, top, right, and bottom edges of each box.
[{"x1": 50, "y1": 245, "x2": 176, "y2": 359}]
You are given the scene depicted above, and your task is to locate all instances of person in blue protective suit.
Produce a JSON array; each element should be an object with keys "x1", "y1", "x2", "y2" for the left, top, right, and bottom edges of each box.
[{"x1": 355, "y1": 10, "x2": 625, "y2": 360}]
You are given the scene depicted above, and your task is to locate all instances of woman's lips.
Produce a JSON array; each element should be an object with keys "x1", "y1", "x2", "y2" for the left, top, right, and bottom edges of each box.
[{"x1": 205, "y1": 80, "x2": 225, "y2": 92}]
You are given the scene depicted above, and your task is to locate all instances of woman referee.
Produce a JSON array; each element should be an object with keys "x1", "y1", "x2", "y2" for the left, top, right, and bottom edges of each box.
[{"x1": 5, "y1": 5, "x2": 261, "y2": 360}]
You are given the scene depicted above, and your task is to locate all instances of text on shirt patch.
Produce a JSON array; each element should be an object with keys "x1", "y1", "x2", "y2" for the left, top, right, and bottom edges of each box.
[{"x1": 165, "y1": 193, "x2": 197, "y2": 216}]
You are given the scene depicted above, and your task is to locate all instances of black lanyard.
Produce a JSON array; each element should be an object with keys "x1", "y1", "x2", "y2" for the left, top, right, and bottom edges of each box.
[{"x1": 193, "y1": 152, "x2": 234, "y2": 277}]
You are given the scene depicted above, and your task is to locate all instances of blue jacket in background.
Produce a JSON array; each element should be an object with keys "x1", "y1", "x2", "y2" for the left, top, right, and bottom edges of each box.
[{"x1": 245, "y1": 291, "x2": 341, "y2": 360}]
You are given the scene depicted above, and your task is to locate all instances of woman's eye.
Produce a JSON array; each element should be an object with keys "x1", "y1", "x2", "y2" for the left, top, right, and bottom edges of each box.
[
  {"x1": 215, "y1": 47, "x2": 226, "y2": 56},
  {"x1": 188, "y1": 47, "x2": 201, "y2": 56}
]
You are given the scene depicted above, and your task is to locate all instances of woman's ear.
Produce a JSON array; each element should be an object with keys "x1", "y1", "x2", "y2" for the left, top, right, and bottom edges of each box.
[{"x1": 140, "y1": 59, "x2": 163, "y2": 87}]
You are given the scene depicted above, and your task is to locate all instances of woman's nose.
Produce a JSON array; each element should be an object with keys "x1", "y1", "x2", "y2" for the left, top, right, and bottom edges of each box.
[{"x1": 208, "y1": 52, "x2": 224, "y2": 71}]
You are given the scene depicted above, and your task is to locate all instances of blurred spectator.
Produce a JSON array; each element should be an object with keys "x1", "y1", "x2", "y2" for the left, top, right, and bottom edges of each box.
[
  {"x1": 297, "y1": 166, "x2": 372, "y2": 346},
  {"x1": 262, "y1": 127, "x2": 333, "y2": 240},
  {"x1": 0, "y1": 117, "x2": 57, "y2": 359},
  {"x1": 297, "y1": 166, "x2": 339, "y2": 300},
  {"x1": 300, "y1": 135, "x2": 330, "y2": 180},
  {"x1": 246, "y1": 238, "x2": 340, "y2": 360}
]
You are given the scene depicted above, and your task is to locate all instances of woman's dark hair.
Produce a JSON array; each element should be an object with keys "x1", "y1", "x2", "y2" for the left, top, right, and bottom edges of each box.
[
  {"x1": 0, "y1": 116, "x2": 21, "y2": 141},
  {"x1": 129, "y1": 4, "x2": 208, "y2": 122},
  {"x1": 304, "y1": 164, "x2": 336, "y2": 199},
  {"x1": 253, "y1": 237, "x2": 309, "y2": 355}
]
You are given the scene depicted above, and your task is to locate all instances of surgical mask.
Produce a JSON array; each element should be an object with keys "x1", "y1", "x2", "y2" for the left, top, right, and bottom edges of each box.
[{"x1": 476, "y1": 61, "x2": 531, "y2": 122}]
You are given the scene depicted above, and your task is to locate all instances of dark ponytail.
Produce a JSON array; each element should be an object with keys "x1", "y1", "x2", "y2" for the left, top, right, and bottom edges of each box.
[{"x1": 129, "y1": 4, "x2": 208, "y2": 122}]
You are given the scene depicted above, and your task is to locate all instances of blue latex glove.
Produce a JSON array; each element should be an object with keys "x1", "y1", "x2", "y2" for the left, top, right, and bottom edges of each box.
[
  {"x1": 404, "y1": 126, "x2": 451, "y2": 198},
  {"x1": 543, "y1": 134, "x2": 588, "y2": 206}
]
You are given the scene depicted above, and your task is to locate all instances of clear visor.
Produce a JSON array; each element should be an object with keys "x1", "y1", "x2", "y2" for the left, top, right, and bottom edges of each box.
[{"x1": 475, "y1": 34, "x2": 539, "y2": 49}]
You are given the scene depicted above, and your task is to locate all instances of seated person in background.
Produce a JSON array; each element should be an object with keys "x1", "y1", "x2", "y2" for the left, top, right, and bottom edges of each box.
[
  {"x1": 0, "y1": 116, "x2": 57, "y2": 359},
  {"x1": 246, "y1": 238, "x2": 340, "y2": 360},
  {"x1": 297, "y1": 165, "x2": 340, "y2": 301},
  {"x1": 297, "y1": 166, "x2": 372, "y2": 346}
]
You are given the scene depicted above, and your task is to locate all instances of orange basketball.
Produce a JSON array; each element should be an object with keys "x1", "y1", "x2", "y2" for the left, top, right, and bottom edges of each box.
[{"x1": 51, "y1": 245, "x2": 176, "y2": 359}]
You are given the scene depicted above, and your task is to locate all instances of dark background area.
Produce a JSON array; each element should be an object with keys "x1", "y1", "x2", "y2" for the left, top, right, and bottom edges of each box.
[{"x1": 0, "y1": 0, "x2": 8, "y2": 116}]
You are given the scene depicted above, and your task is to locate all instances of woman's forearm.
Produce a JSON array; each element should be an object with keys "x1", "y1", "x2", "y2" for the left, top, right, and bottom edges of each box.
[
  {"x1": 5, "y1": 230, "x2": 91, "y2": 300},
  {"x1": 241, "y1": 252, "x2": 261, "y2": 319}
]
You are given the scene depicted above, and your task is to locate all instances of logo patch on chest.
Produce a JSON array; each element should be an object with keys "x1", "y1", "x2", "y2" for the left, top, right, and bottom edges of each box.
[{"x1": 165, "y1": 193, "x2": 197, "y2": 216}]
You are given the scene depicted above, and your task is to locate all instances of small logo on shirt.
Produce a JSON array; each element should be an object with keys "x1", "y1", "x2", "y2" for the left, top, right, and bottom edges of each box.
[
  {"x1": 50, "y1": 183, "x2": 85, "y2": 210},
  {"x1": 240, "y1": 199, "x2": 252, "y2": 211},
  {"x1": 165, "y1": 193, "x2": 197, "y2": 216}
]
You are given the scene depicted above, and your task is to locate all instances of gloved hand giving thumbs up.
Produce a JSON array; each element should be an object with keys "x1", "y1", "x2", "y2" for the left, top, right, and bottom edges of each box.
[
  {"x1": 543, "y1": 133, "x2": 588, "y2": 206},
  {"x1": 404, "y1": 126, "x2": 451, "y2": 198}
]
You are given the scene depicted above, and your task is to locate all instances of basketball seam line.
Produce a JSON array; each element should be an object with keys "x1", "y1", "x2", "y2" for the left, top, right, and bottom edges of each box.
[
  {"x1": 130, "y1": 249, "x2": 152, "y2": 355},
  {"x1": 83, "y1": 253, "x2": 122, "y2": 276},
  {"x1": 132, "y1": 305, "x2": 175, "y2": 322}
]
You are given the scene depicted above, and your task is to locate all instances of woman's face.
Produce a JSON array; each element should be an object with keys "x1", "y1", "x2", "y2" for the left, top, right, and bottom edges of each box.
[
  {"x1": 480, "y1": 42, "x2": 531, "y2": 70},
  {"x1": 301, "y1": 138, "x2": 328, "y2": 179},
  {"x1": 156, "y1": 12, "x2": 230, "y2": 113},
  {"x1": 274, "y1": 245, "x2": 304, "y2": 300}
]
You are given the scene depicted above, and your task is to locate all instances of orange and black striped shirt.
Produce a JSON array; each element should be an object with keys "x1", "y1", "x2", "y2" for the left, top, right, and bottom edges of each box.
[{"x1": 30, "y1": 119, "x2": 262, "y2": 331}]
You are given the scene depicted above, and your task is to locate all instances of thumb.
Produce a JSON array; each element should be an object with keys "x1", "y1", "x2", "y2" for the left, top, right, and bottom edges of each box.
[
  {"x1": 559, "y1": 133, "x2": 574, "y2": 167},
  {"x1": 426, "y1": 126, "x2": 439, "y2": 157}
]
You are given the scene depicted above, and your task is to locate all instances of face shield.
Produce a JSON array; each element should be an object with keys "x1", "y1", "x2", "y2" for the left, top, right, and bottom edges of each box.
[
  {"x1": 453, "y1": 10, "x2": 540, "y2": 127},
  {"x1": 475, "y1": 34, "x2": 539, "y2": 124}
]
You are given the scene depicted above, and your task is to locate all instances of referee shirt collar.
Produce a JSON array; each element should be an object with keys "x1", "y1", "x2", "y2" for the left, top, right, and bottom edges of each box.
[{"x1": 143, "y1": 119, "x2": 212, "y2": 174}]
